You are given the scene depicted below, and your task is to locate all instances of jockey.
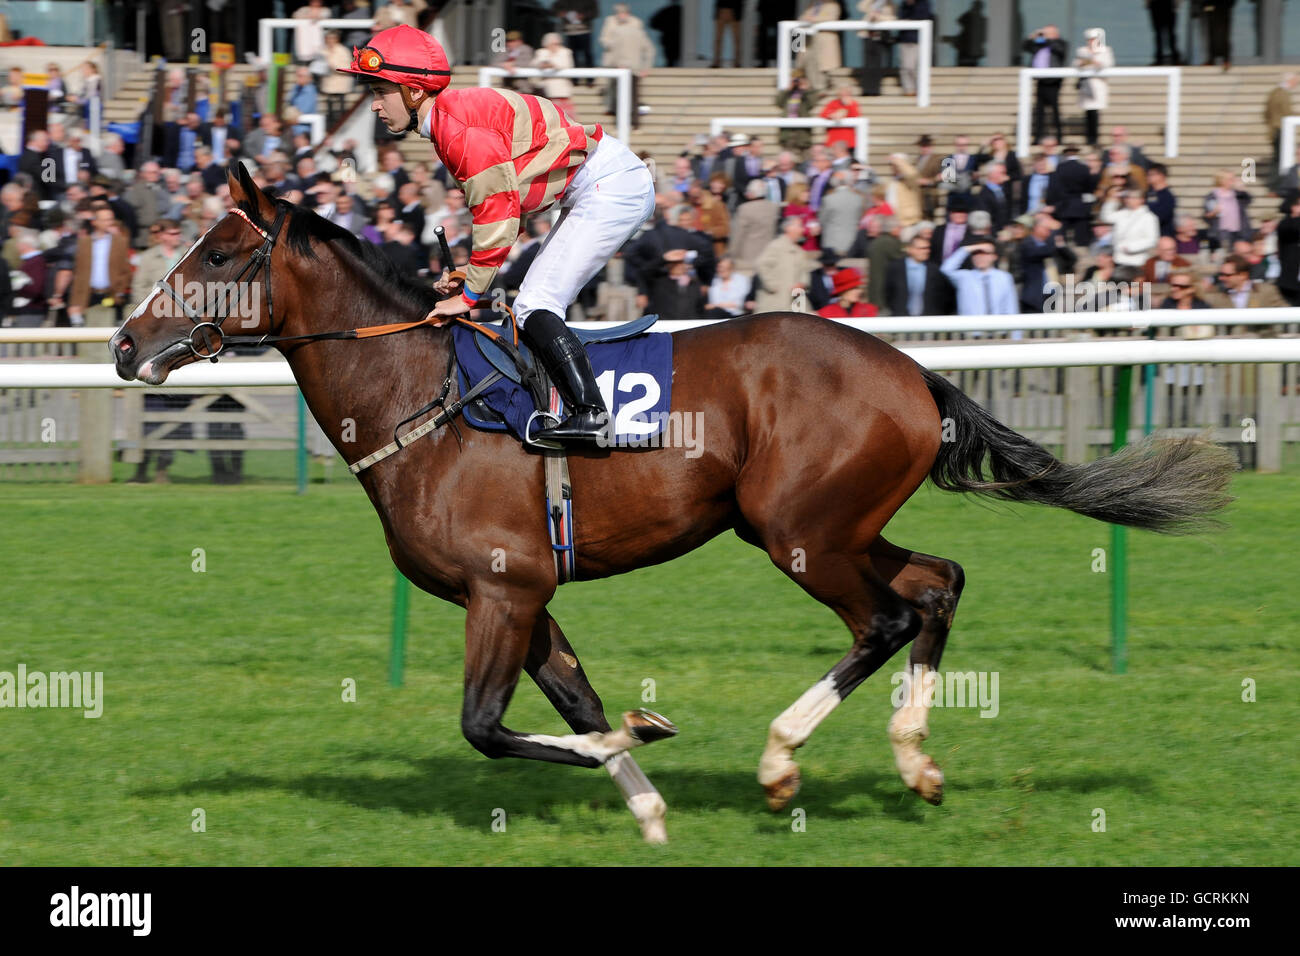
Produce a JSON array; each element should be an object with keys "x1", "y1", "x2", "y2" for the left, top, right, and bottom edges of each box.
[{"x1": 338, "y1": 25, "x2": 657, "y2": 445}]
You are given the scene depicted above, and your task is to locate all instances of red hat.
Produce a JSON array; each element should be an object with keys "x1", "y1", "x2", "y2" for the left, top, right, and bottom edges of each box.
[
  {"x1": 337, "y1": 25, "x2": 451, "y2": 94},
  {"x1": 831, "y1": 268, "x2": 863, "y2": 296}
]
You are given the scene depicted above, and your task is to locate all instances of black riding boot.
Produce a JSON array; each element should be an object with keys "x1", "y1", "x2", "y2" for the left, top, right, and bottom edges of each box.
[{"x1": 522, "y1": 310, "x2": 609, "y2": 445}]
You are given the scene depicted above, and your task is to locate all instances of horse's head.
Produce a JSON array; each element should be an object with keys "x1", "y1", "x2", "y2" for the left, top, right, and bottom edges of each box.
[{"x1": 111, "y1": 163, "x2": 289, "y2": 384}]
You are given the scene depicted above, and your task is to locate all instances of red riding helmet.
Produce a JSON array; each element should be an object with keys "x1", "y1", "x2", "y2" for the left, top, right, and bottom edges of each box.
[{"x1": 337, "y1": 24, "x2": 451, "y2": 95}]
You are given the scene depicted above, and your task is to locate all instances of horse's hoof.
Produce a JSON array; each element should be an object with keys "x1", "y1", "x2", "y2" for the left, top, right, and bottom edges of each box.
[
  {"x1": 623, "y1": 709, "x2": 678, "y2": 745},
  {"x1": 763, "y1": 767, "x2": 801, "y2": 811},
  {"x1": 639, "y1": 819, "x2": 669, "y2": 844},
  {"x1": 913, "y1": 758, "x2": 944, "y2": 806}
]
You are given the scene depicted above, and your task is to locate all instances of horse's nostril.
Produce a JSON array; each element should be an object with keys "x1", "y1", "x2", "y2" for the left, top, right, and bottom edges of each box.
[{"x1": 111, "y1": 333, "x2": 135, "y2": 361}]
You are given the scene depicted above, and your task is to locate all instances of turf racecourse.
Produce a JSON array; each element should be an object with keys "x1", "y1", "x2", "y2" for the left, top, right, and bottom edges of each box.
[{"x1": 1, "y1": 471, "x2": 1296, "y2": 866}]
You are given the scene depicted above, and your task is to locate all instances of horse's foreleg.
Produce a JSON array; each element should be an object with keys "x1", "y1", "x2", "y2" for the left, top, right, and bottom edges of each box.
[
  {"x1": 869, "y1": 538, "x2": 965, "y2": 805},
  {"x1": 524, "y1": 612, "x2": 670, "y2": 843},
  {"x1": 463, "y1": 593, "x2": 675, "y2": 768}
]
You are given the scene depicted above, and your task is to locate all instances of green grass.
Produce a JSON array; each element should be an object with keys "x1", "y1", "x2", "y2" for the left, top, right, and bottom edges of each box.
[{"x1": 0, "y1": 472, "x2": 1296, "y2": 865}]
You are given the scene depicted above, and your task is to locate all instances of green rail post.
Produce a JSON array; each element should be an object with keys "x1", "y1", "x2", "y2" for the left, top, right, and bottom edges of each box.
[
  {"x1": 1111, "y1": 365, "x2": 1133, "y2": 675},
  {"x1": 389, "y1": 570, "x2": 410, "y2": 687},
  {"x1": 296, "y1": 390, "x2": 308, "y2": 495}
]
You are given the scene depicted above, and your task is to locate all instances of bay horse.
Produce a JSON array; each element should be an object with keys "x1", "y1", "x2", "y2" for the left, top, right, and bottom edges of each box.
[{"x1": 110, "y1": 166, "x2": 1235, "y2": 843}]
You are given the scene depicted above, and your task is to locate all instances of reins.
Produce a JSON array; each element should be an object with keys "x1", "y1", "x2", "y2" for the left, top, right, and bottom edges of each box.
[
  {"x1": 160, "y1": 205, "x2": 520, "y2": 361},
  {"x1": 160, "y1": 202, "x2": 525, "y2": 474}
]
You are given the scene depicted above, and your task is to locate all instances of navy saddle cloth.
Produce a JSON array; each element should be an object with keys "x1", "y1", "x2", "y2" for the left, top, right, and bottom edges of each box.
[{"x1": 451, "y1": 316, "x2": 674, "y2": 445}]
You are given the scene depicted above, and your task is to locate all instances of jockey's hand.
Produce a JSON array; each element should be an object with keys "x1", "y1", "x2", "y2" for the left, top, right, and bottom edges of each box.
[
  {"x1": 425, "y1": 296, "x2": 472, "y2": 324},
  {"x1": 433, "y1": 269, "x2": 463, "y2": 296}
]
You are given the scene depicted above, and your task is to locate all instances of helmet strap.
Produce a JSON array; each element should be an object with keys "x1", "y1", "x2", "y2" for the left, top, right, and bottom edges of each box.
[{"x1": 399, "y1": 86, "x2": 425, "y2": 133}]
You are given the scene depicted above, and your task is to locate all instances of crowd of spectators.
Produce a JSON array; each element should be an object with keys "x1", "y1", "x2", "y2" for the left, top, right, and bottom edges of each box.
[{"x1": 3, "y1": 8, "x2": 1299, "y2": 481}]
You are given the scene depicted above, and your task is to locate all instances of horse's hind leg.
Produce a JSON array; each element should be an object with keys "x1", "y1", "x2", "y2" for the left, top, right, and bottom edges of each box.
[
  {"x1": 757, "y1": 557, "x2": 922, "y2": 810},
  {"x1": 524, "y1": 612, "x2": 670, "y2": 843},
  {"x1": 868, "y1": 537, "x2": 965, "y2": 805}
]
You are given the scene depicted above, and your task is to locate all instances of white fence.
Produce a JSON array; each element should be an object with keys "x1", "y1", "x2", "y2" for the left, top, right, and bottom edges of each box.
[
  {"x1": 1016, "y1": 67, "x2": 1181, "y2": 159},
  {"x1": 776, "y1": 19, "x2": 933, "y2": 108},
  {"x1": 2, "y1": 314, "x2": 1298, "y2": 478}
]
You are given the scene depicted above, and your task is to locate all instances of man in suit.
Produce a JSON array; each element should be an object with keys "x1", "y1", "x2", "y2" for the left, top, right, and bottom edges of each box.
[
  {"x1": 194, "y1": 146, "x2": 227, "y2": 195},
  {"x1": 123, "y1": 161, "x2": 171, "y2": 250},
  {"x1": 915, "y1": 135, "x2": 945, "y2": 220},
  {"x1": 729, "y1": 178, "x2": 780, "y2": 271},
  {"x1": 973, "y1": 162, "x2": 1013, "y2": 233},
  {"x1": 379, "y1": 219, "x2": 428, "y2": 276},
  {"x1": 1140, "y1": 236, "x2": 1191, "y2": 285},
  {"x1": 1204, "y1": 254, "x2": 1289, "y2": 310},
  {"x1": 493, "y1": 217, "x2": 551, "y2": 300},
  {"x1": 1023, "y1": 25, "x2": 1067, "y2": 143},
  {"x1": 241, "y1": 114, "x2": 284, "y2": 165},
  {"x1": 753, "y1": 216, "x2": 812, "y2": 313},
  {"x1": 1017, "y1": 213, "x2": 1076, "y2": 312},
  {"x1": 886, "y1": 231, "x2": 954, "y2": 316},
  {"x1": 930, "y1": 192, "x2": 970, "y2": 264},
  {"x1": 68, "y1": 202, "x2": 132, "y2": 329},
  {"x1": 162, "y1": 112, "x2": 209, "y2": 172},
  {"x1": 1275, "y1": 195, "x2": 1300, "y2": 306},
  {"x1": 625, "y1": 197, "x2": 716, "y2": 311},
  {"x1": 727, "y1": 136, "x2": 768, "y2": 200},
  {"x1": 327, "y1": 190, "x2": 368, "y2": 236},
  {"x1": 1054, "y1": 147, "x2": 1099, "y2": 247},
  {"x1": 867, "y1": 215, "x2": 905, "y2": 311},
  {"x1": 200, "y1": 110, "x2": 241, "y2": 165},
  {"x1": 1021, "y1": 152, "x2": 1060, "y2": 215},
  {"x1": 48, "y1": 121, "x2": 97, "y2": 197},
  {"x1": 817, "y1": 170, "x2": 865, "y2": 256},
  {"x1": 18, "y1": 130, "x2": 53, "y2": 200}
]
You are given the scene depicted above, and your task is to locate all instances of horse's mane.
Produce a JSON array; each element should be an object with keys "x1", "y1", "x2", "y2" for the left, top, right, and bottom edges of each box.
[{"x1": 237, "y1": 194, "x2": 440, "y2": 316}]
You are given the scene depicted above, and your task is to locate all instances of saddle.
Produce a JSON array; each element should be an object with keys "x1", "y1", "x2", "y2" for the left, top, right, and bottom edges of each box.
[{"x1": 461, "y1": 313, "x2": 659, "y2": 434}]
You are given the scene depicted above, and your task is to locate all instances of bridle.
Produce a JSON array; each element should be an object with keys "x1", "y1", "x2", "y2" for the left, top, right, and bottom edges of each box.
[
  {"x1": 148, "y1": 202, "x2": 519, "y2": 364},
  {"x1": 154, "y1": 204, "x2": 289, "y2": 361}
]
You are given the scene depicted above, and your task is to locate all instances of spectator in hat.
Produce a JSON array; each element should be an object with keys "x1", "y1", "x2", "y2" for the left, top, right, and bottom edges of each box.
[
  {"x1": 494, "y1": 30, "x2": 537, "y2": 93},
  {"x1": 818, "y1": 267, "x2": 877, "y2": 317},
  {"x1": 915, "y1": 135, "x2": 945, "y2": 220},
  {"x1": 930, "y1": 193, "x2": 970, "y2": 263}
]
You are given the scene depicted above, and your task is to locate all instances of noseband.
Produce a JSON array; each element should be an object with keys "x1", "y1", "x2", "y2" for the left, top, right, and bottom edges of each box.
[{"x1": 154, "y1": 205, "x2": 289, "y2": 361}]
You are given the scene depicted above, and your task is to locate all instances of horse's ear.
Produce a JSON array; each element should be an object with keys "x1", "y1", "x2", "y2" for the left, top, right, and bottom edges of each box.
[{"x1": 228, "y1": 161, "x2": 276, "y2": 221}]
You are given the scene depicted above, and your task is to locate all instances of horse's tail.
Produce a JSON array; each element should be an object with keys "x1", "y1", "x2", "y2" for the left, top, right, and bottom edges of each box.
[{"x1": 921, "y1": 368, "x2": 1237, "y2": 534}]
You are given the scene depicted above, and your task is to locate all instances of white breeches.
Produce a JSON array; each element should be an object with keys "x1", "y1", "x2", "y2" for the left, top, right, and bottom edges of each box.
[{"x1": 512, "y1": 134, "x2": 656, "y2": 326}]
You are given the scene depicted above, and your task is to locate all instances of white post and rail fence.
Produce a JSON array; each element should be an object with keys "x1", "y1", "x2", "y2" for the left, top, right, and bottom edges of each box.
[{"x1": 5, "y1": 317, "x2": 1297, "y2": 681}]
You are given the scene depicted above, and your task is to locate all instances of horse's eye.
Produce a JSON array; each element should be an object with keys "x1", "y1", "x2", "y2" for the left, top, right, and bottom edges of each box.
[{"x1": 207, "y1": 251, "x2": 228, "y2": 267}]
